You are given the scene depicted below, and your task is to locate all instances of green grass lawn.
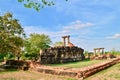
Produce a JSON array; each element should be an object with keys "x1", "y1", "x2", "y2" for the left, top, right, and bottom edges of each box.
[
  {"x1": 46, "y1": 59, "x2": 109, "y2": 68},
  {"x1": 85, "y1": 63, "x2": 120, "y2": 80}
]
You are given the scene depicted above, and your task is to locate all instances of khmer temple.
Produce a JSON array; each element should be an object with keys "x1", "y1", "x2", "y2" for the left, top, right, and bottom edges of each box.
[{"x1": 40, "y1": 35, "x2": 85, "y2": 64}]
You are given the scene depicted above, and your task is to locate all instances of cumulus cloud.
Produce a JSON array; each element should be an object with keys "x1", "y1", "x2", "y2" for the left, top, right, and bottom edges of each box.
[
  {"x1": 23, "y1": 20, "x2": 94, "y2": 45},
  {"x1": 107, "y1": 33, "x2": 120, "y2": 39},
  {"x1": 24, "y1": 26, "x2": 45, "y2": 34},
  {"x1": 24, "y1": 26, "x2": 71, "y2": 40},
  {"x1": 24, "y1": 20, "x2": 94, "y2": 37},
  {"x1": 52, "y1": 20, "x2": 94, "y2": 37},
  {"x1": 24, "y1": 26, "x2": 52, "y2": 37},
  {"x1": 64, "y1": 20, "x2": 94, "y2": 30}
]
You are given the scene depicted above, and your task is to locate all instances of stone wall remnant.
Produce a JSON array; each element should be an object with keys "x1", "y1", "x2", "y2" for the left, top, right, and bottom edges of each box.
[
  {"x1": 94, "y1": 48, "x2": 104, "y2": 56},
  {"x1": 40, "y1": 46, "x2": 85, "y2": 64}
]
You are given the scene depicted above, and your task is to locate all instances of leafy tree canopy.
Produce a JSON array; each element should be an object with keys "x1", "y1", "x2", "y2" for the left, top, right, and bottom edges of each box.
[
  {"x1": 18, "y1": 0, "x2": 68, "y2": 11},
  {"x1": 0, "y1": 12, "x2": 25, "y2": 55},
  {"x1": 24, "y1": 33, "x2": 51, "y2": 55}
]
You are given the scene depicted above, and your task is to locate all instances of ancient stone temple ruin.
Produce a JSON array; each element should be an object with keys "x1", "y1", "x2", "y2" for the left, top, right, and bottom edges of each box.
[
  {"x1": 94, "y1": 48, "x2": 104, "y2": 56},
  {"x1": 40, "y1": 35, "x2": 85, "y2": 64},
  {"x1": 90, "y1": 48, "x2": 116, "y2": 60}
]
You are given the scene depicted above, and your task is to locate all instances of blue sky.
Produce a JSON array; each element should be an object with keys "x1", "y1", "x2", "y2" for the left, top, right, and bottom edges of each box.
[{"x1": 0, "y1": 0, "x2": 120, "y2": 52}]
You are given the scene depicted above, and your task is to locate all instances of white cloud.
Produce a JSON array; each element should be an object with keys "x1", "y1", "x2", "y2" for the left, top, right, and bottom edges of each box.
[
  {"x1": 24, "y1": 20, "x2": 94, "y2": 38},
  {"x1": 24, "y1": 26, "x2": 68, "y2": 36},
  {"x1": 24, "y1": 26, "x2": 51, "y2": 36},
  {"x1": 107, "y1": 33, "x2": 120, "y2": 39},
  {"x1": 23, "y1": 20, "x2": 95, "y2": 47},
  {"x1": 64, "y1": 20, "x2": 94, "y2": 30}
]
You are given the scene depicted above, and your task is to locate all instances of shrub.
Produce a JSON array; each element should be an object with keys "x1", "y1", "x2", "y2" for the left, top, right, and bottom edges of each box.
[
  {"x1": 0, "y1": 53, "x2": 15, "y2": 62},
  {"x1": 21, "y1": 52, "x2": 39, "y2": 61}
]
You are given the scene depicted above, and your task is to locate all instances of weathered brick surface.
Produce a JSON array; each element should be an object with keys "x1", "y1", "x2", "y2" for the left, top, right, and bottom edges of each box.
[
  {"x1": 29, "y1": 57, "x2": 120, "y2": 79},
  {"x1": 3, "y1": 60, "x2": 29, "y2": 70},
  {"x1": 40, "y1": 46, "x2": 85, "y2": 64}
]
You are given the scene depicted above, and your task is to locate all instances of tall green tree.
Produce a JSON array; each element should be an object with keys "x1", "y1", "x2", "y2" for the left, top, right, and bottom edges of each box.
[
  {"x1": 29, "y1": 33, "x2": 51, "y2": 49},
  {"x1": 24, "y1": 33, "x2": 51, "y2": 60},
  {"x1": 18, "y1": 0, "x2": 68, "y2": 11},
  {"x1": 0, "y1": 12, "x2": 25, "y2": 59}
]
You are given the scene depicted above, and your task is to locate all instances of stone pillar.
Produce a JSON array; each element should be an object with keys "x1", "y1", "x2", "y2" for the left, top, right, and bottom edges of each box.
[
  {"x1": 67, "y1": 35, "x2": 70, "y2": 46},
  {"x1": 39, "y1": 49, "x2": 43, "y2": 55},
  {"x1": 94, "y1": 49, "x2": 96, "y2": 56},
  {"x1": 68, "y1": 35, "x2": 70, "y2": 43},
  {"x1": 62, "y1": 35, "x2": 70, "y2": 47},
  {"x1": 39, "y1": 49, "x2": 43, "y2": 62},
  {"x1": 62, "y1": 36, "x2": 66, "y2": 46},
  {"x1": 102, "y1": 48, "x2": 104, "y2": 54},
  {"x1": 98, "y1": 48, "x2": 100, "y2": 56},
  {"x1": 65, "y1": 35, "x2": 70, "y2": 46}
]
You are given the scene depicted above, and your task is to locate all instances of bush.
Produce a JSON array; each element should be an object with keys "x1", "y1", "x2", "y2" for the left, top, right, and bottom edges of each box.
[
  {"x1": 21, "y1": 52, "x2": 39, "y2": 61},
  {"x1": 110, "y1": 50, "x2": 120, "y2": 56},
  {"x1": 0, "y1": 53, "x2": 15, "y2": 62},
  {"x1": 0, "y1": 54, "x2": 6, "y2": 62}
]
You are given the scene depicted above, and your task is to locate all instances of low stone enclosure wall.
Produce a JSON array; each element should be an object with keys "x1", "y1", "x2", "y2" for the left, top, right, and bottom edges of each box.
[
  {"x1": 29, "y1": 57, "x2": 120, "y2": 79},
  {"x1": 2, "y1": 60, "x2": 29, "y2": 70},
  {"x1": 40, "y1": 46, "x2": 85, "y2": 64}
]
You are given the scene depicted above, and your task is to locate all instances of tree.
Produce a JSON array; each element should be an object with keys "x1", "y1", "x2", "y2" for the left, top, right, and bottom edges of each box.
[
  {"x1": 0, "y1": 12, "x2": 25, "y2": 60},
  {"x1": 24, "y1": 33, "x2": 51, "y2": 60},
  {"x1": 29, "y1": 33, "x2": 51, "y2": 49},
  {"x1": 18, "y1": 0, "x2": 68, "y2": 11}
]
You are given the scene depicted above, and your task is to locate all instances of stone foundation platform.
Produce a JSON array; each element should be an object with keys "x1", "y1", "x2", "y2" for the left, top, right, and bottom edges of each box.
[{"x1": 29, "y1": 57, "x2": 120, "y2": 79}]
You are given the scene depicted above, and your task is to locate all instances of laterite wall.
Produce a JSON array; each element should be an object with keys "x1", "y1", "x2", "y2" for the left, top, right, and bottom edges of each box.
[{"x1": 40, "y1": 46, "x2": 85, "y2": 64}]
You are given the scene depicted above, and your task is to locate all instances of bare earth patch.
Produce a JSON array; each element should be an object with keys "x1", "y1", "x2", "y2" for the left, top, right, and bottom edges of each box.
[{"x1": 0, "y1": 70, "x2": 76, "y2": 80}]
